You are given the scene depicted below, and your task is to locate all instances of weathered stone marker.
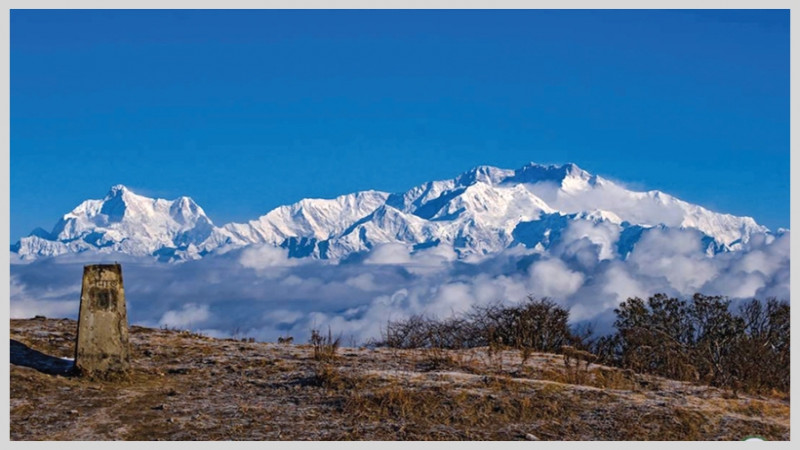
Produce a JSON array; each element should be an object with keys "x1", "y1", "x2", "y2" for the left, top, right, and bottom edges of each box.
[{"x1": 75, "y1": 264, "x2": 130, "y2": 378}]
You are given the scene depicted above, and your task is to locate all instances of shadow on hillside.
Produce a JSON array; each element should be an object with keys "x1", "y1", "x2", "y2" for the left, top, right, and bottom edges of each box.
[{"x1": 10, "y1": 339, "x2": 75, "y2": 376}]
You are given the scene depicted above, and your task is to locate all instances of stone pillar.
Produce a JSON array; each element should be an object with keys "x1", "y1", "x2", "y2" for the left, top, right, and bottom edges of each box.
[{"x1": 74, "y1": 264, "x2": 130, "y2": 378}]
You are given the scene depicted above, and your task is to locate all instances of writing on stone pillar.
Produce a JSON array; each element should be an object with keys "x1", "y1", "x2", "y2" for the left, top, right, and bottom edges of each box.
[{"x1": 75, "y1": 264, "x2": 131, "y2": 378}]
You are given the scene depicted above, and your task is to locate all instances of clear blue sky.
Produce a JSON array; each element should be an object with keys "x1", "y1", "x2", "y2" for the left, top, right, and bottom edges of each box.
[{"x1": 10, "y1": 9, "x2": 789, "y2": 241}]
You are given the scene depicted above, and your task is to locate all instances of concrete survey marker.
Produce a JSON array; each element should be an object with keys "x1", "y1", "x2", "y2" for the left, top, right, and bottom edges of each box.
[{"x1": 75, "y1": 264, "x2": 131, "y2": 377}]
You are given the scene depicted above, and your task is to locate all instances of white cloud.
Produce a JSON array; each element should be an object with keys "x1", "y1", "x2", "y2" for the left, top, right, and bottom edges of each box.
[
  {"x1": 628, "y1": 228, "x2": 718, "y2": 295},
  {"x1": 9, "y1": 230, "x2": 790, "y2": 344},
  {"x1": 557, "y1": 219, "x2": 621, "y2": 262},
  {"x1": 364, "y1": 243, "x2": 412, "y2": 265},
  {"x1": 281, "y1": 275, "x2": 305, "y2": 286},
  {"x1": 600, "y1": 262, "x2": 649, "y2": 305},
  {"x1": 345, "y1": 273, "x2": 380, "y2": 291},
  {"x1": 9, "y1": 274, "x2": 79, "y2": 319},
  {"x1": 10, "y1": 299, "x2": 78, "y2": 319},
  {"x1": 158, "y1": 303, "x2": 210, "y2": 329},
  {"x1": 426, "y1": 282, "x2": 475, "y2": 318},
  {"x1": 527, "y1": 258, "x2": 585, "y2": 299},
  {"x1": 525, "y1": 181, "x2": 686, "y2": 228},
  {"x1": 239, "y1": 244, "x2": 298, "y2": 278},
  {"x1": 412, "y1": 244, "x2": 458, "y2": 263}
]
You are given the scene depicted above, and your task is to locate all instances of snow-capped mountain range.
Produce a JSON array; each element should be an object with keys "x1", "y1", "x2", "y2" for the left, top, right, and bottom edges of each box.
[{"x1": 12, "y1": 163, "x2": 773, "y2": 262}]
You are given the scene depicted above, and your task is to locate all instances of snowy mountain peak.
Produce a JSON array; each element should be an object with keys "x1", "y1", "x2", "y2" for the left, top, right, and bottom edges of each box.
[
  {"x1": 507, "y1": 162, "x2": 591, "y2": 186},
  {"x1": 107, "y1": 184, "x2": 130, "y2": 197},
  {"x1": 13, "y1": 162, "x2": 778, "y2": 262},
  {"x1": 455, "y1": 165, "x2": 514, "y2": 187},
  {"x1": 14, "y1": 186, "x2": 217, "y2": 260}
]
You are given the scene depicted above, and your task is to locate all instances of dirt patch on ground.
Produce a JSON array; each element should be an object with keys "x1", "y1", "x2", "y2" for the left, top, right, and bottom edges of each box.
[{"x1": 9, "y1": 318, "x2": 789, "y2": 440}]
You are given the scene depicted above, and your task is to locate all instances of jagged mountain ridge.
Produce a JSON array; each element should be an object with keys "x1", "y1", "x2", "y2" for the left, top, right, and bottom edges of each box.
[{"x1": 12, "y1": 163, "x2": 770, "y2": 261}]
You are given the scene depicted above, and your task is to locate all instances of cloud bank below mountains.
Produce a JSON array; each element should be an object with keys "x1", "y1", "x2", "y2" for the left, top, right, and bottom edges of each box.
[{"x1": 10, "y1": 227, "x2": 790, "y2": 344}]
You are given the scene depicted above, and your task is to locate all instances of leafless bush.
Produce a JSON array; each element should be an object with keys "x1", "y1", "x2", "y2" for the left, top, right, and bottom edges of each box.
[
  {"x1": 561, "y1": 345, "x2": 597, "y2": 368},
  {"x1": 469, "y1": 297, "x2": 578, "y2": 353},
  {"x1": 733, "y1": 298, "x2": 789, "y2": 393},
  {"x1": 384, "y1": 314, "x2": 483, "y2": 349},
  {"x1": 561, "y1": 345, "x2": 597, "y2": 384},
  {"x1": 309, "y1": 327, "x2": 341, "y2": 361},
  {"x1": 380, "y1": 296, "x2": 590, "y2": 360},
  {"x1": 604, "y1": 293, "x2": 789, "y2": 394}
]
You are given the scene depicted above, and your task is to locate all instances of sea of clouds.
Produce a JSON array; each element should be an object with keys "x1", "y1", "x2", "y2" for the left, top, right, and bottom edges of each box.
[{"x1": 10, "y1": 225, "x2": 790, "y2": 344}]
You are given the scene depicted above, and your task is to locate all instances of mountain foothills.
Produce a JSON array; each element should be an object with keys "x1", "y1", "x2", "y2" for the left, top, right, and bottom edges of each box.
[{"x1": 12, "y1": 163, "x2": 777, "y2": 262}]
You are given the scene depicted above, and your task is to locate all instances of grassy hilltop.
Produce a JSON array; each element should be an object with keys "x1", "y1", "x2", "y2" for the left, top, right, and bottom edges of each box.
[{"x1": 10, "y1": 317, "x2": 789, "y2": 441}]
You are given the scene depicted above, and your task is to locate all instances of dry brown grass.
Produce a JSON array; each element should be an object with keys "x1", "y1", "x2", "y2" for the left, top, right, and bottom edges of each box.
[
  {"x1": 310, "y1": 328, "x2": 341, "y2": 362},
  {"x1": 586, "y1": 366, "x2": 638, "y2": 390},
  {"x1": 9, "y1": 318, "x2": 790, "y2": 441},
  {"x1": 340, "y1": 379, "x2": 552, "y2": 439}
]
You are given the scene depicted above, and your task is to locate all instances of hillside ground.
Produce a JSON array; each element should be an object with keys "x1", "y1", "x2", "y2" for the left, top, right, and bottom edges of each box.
[{"x1": 9, "y1": 318, "x2": 790, "y2": 440}]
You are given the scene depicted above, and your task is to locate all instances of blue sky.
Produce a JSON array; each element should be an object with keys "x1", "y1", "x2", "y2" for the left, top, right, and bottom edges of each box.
[{"x1": 10, "y1": 9, "x2": 789, "y2": 241}]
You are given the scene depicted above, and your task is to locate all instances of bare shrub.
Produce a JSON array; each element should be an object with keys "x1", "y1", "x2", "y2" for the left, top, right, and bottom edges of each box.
[
  {"x1": 309, "y1": 327, "x2": 341, "y2": 361},
  {"x1": 379, "y1": 291, "x2": 789, "y2": 395},
  {"x1": 381, "y1": 296, "x2": 587, "y2": 355},
  {"x1": 733, "y1": 298, "x2": 790, "y2": 393},
  {"x1": 561, "y1": 345, "x2": 597, "y2": 384},
  {"x1": 605, "y1": 293, "x2": 789, "y2": 394},
  {"x1": 384, "y1": 314, "x2": 483, "y2": 349},
  {"x1": 561, "y1": 345, "x2": 597, "y2": 369},
  {"x1": 469, "y1": 297, "x2": 578, "y2": 353}
]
